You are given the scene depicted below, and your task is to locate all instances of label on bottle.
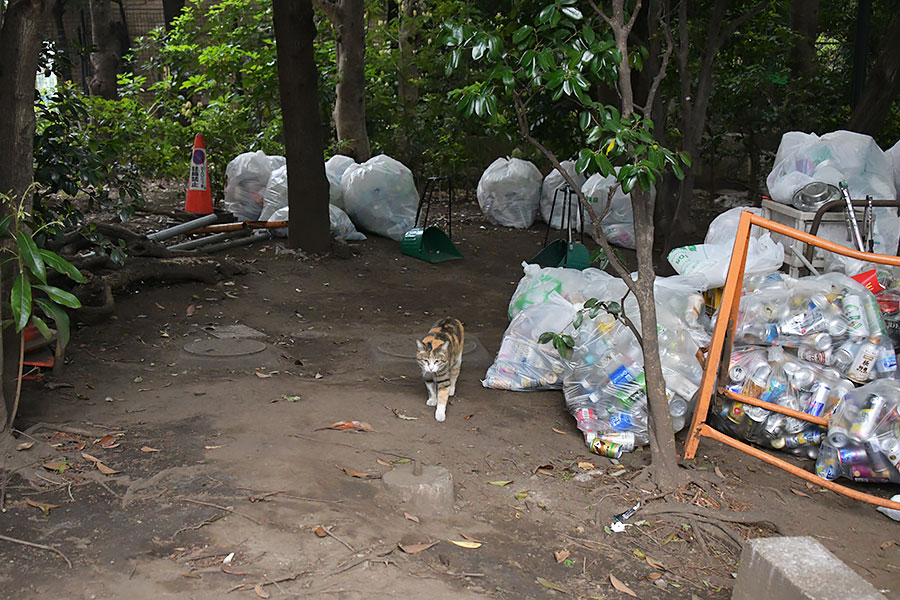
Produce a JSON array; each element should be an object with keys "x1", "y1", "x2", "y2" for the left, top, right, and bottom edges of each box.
[{"x1": 609, "y1": 412, "x2": 634, "y2": 431}]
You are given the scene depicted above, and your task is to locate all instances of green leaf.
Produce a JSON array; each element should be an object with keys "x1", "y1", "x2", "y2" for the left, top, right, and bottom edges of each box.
[
  {"x1": 11, "y1": 273, "x2": 32, "y2": 332},
  {"x1": 0, "y1": 214, "x2": 12, "y2": 238},
  {"x1": 39, "y1": 249, "x2": 86, "y2": 283},
  {"x1": 575, "y1": 149, "x2": 592, "y2": 175},
  {"x1": 512, "y1": 25, "x2": 532, "y2": 44},
  {"x1": 573, "y1": 311, "x2": 583, "y2": 329},
  {"x1": 578, "y1": 110, "x2": 590, "y2": 131},
  {"x1": 35, "y1": 285, "x2": 82, "y2": 309},
  {"x1": 561, "y1": 6, "x2": 582, "y2": 20},
  {"x1": 35, "y1": 298, "x2": 70, "y2": 350},
  {"x1": 538, "y1": 332, "x2": 555, "y2": 344},
  {"x1": 31, "y1": 315, "x2": 52, "y2": 340},
  {"x1": 584, "y1": 298, "x2": 598, "y2": 309},
  {"x1": 606, "y1": 301, "x2": 622, "y2": 316},
  {"x1": 16, "y1": 231, "x2": 46, "y2": 284},
  {"x1": 678, "y1": 151, "x2": 692, "y2": 167}
]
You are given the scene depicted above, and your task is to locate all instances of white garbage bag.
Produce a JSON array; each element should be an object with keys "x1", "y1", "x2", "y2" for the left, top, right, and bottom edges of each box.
[
  {"x1": 667, "y1": 207, "x2": 784, "y2": 291},
  {"x1": 540, "y1": 160, "x2": 588, "y2": 229},
  {"x1": 326, "y1": 154, "x2": 356, "y2": 209},
  {"x1": 476, "y1": 157, "x2": 543, "y2": 228},
  {"x1": 224, "y1": 151, "x2": 285, "y2": 221},
  {"x1": 581, "y1": 172, "x2": 646, "y2": 249},
  {"x1": 341, "y1": 154, "x2": 419, "y2": 241},
  {"x1": 266, "y1": 204, "x2": 366, "y2": 242},
  {"x1": 259, "y1": 164, "x2": 288, "y2": 222}
]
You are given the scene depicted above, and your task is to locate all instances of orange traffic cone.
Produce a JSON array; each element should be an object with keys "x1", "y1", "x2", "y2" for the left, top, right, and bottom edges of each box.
[{"x1": 185, "y1": 134, "x2": 214, "y2": 214}]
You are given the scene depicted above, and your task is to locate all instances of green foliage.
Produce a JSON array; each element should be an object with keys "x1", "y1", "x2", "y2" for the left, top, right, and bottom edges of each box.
[
  {"x1": 443, "y1": 1, "x2": 689, "y2": 196},
  {"x1": 1, "y1": 193, "x2": 84, "y2": 350},
  {"x1": 538, "y1": 296, "x2": 624, "y2": 360}
]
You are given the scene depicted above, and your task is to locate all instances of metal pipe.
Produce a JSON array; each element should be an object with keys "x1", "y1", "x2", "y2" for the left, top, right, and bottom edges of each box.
[
  {"x1": 803, "y1": 197, "x2": 900, "y2": 266},
  {"x1": 147, "y1": 213, "x2": 219, "y2": 241},
  {"x1": 167, "y1": 229, "x2": 250, "y2": 251},
  {"x1": 193, "y1": 221, "x2": 289, "y2": 234},
  {"x1": 203, "y1": 230, "x2": 270, "y2": 253}
]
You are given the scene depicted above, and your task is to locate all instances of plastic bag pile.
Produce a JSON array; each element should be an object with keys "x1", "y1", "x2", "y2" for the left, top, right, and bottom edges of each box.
[
  {"x1": 224, "y1": 151, "x2": 286, "y2": 221},
  {"x1": 477, "y1": 157, "x2": 543, "y2": 228},
  {"x1": 342, "y1": 155, "x2": 419, "y2": 241},
  {"x1": 484, "y1": 262, "x2": 707, "y2": 457}
]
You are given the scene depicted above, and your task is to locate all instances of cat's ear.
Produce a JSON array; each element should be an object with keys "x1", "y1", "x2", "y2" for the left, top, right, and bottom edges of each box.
[{"x1": 416, "y1": 340, "x2": 426, "y2": 352}]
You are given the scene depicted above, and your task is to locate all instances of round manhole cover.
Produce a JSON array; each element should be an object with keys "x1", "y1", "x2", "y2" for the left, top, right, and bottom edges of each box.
[
  {"x1": 184, "y1": 338, "x2": 267, "y2": 357},
  {"x1": 376, "y1": 334, "x2": 479, "y2": 359}
]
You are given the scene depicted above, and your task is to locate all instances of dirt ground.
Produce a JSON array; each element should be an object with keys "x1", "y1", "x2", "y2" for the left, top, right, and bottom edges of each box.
[{"x1": 0, "y1": 189, "x2": 898, "y2": 599}]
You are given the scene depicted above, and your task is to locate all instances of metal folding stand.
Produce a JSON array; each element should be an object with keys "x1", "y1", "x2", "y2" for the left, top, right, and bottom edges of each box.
[
  {"x1": 400, "y1": 176, "x2": 462, "y2": 263},
  {"x1": 684, "y1": 210, "x2": 900, "y2": 512}
]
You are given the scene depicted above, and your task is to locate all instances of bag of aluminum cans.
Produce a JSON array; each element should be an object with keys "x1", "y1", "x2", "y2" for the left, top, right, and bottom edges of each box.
[
  {"x1": 816, "y1": 378, "x2": 900, "y2": 483},
  {"x1": 713, "y1": 345, "x2": 855, "y2": 457},
  {"x1": 483, "y1": 292, "x2": 577, "y2": 391},
  {"x1": 727, "y1": 272, "x2": 897, "y2": 382}
]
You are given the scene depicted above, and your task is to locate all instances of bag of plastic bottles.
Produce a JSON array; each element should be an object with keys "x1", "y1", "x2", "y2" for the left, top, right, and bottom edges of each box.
[
  {"x1": 224, "y1": 151, "x2": 286, "y2": 221},
  {"x1": 540, "y1": 160, "x2": 588, "y2": 230},
  {"x1": 341, "y1": 154, "x2": 419, "y2": 241},
  {"x1": 816, "y1": 378, "x2": 900, "y2": 483},
  {"x1": 325, "y1": 154, "x2": 356, "y2": 209},
  {"x1": 266, "y1": 204, "x2": 366, "y2": 242},
  {"x1": 581, "y1": 172, "x2": 641, "y2": 249},
  {"x1": 483, "y1": 292, "x2": 577, "y2": 391},
  {"x1": 507, "y1": 262, "x2": 627, "y2": 319},
  {"x1": 259, "y1": 164, "x2": 288, "y2": 222},
  {"x1": 477, "y1": 157, "x2": 543, "y2": 228}
]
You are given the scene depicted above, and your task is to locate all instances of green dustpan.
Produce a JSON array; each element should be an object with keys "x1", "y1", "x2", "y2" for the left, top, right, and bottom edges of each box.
[
  {"x1": 401, "y1": 226, "x2": 463, "y2": 263},
  {"x1": 529, "y1": 239, "x2": 591, "y2": 270}
]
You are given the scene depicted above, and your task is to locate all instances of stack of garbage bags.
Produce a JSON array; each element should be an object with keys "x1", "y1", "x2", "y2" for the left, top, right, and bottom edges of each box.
[
  {"x1": 484, "y1": 262, "x2": 707, "y2": 457},
  {"x1": 224, "y1": 152, "x2": 421, "y2": 242}
]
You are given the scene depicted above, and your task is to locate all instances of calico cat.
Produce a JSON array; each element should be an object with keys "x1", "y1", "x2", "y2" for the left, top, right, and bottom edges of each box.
[{"x1": 415, "y1": 317, "x2": 464, "y2": 422}]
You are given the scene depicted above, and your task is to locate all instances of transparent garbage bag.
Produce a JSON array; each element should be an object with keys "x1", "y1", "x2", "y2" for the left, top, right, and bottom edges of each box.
[
  {"x1": 581, "y1": 172, "x2": 643, "y2": 249},
  {"x1": 506, "y1": 262, "x2": 626, "y2": 319},
  {"x1": 483, "y1": 292, "x2": 577, "y2": 391},
  {"x1": 540, "y1": 160, "x2": 588, "y2": 229},
  {"x1": 341, "y1": 154, "x2": 419, "y2": 241},
  {"x1": 476, "y1": 157, "x2": 543, "y2": 228},
  {"x1": 259, "y1": 164, "x2": 288, "y2": 222},
  {"x1": 224, "y1": 151, "x2": 285, "y2": 221},
  {"x1": 326, "y1": 154, "x2": 356, "y2": 209},
  {"x1": 817, "y1": 378, "x2": 900, "y2": 483},
  {"x1": 266, "y1": 204, "x2": 366, "y2": 242}
]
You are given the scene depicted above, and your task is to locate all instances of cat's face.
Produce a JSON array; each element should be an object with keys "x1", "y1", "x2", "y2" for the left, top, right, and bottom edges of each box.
[{"x1": 416, "y1": 340, "x2": 448, "y2": 374}]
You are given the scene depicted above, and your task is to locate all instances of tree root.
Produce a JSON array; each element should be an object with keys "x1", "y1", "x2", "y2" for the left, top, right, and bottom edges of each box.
[
  {"x1": 639, "y1": 501, "x2": 791, "y2": 542},
  {"x1": 0, "y1": 533, "x2": 72, "y2": 568}
]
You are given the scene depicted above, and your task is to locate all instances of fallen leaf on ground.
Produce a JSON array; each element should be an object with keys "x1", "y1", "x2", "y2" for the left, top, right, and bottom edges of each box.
[
  {"x1": 385, "y1": 405, "x2": 418, "y2": 420},
  {"x1": 376, "y1": 458, "x2": 391, "y2": 467},
  {"x1": 464, "y1": 414, "x2": 473, "y2": 420},
  {"x1": 648, "y1": 572, "x2": 662, "y2": 580},
  {"x1": 313, "y1": 526, "x2": 327, "y2": 537},
  {"x1": 81, "y1": 452, "x2": 100, "y2": 463},
  {"x1": 536, "y1": 577, "x2": 566, "y2": 593},
  {"x1": 532, "y1": 464, "x2": 553, "y2": 474},
  {"x1": 577, "y1": 461, "x2": 596, "y2": 470},
  {"x1": 790, "y1": 488, "x2": 810, "y2": 498},
  {"x1": 204, "y1": 445, "x2": 224, "y2": 450},
  {"x1": 633, "y1": 548, "x2": 645, "y2": 559},
  {"x1": 554, "y1": 549, "x2": 570, "y2": 563},
  {"x1": 551, "y1": 427, "x2": 567, "y2": 435},
  {"x1": 610, "y1": 573, "x2": 637, "y2": 597},
  {"x1": 515, "y1": 491, "x2": 528, "y2": 499},
  {"x1": 448, "y1": 539, "x2": 481, "y2": 549},
  {"x1": 714, "y1": 466, "x2": 725, "y2": 478},
  {"x1": 42, "y1": 461, "x2": 68, "y2": 472},
  {"x1": 141, "y1": 446, "x2": 161, "y2": 453},
  {"x1": 185, "y1": 304, "x2": 195, "y2": 316},
  {"x1": 254, "y1": 371, "x2": 273, "y2": 378},
  {"x1": 880, "y1": 540, "x2": 896, "y2": 550},
  {"x1": 338, "y1": 465, "x2": 377, "y2": 479},
  {"x1": 154, "y1": 302, "x2": 165, "y2": 310},
  {"x1": 488, "y1": 480, "x2": 513, "y2": 487},
  {"x1": 99, "y1": 434, "x2": 119, "y2": 449},
  {"x1": 25, "y1": 498, "x2": 60, "y2": 514},
  {"x1": 317, "y1": 420, "x2": 374, "y2": 432},
  {"x1": 221, "y1": 565, "x2": 250, "y2": 576},
  {"x1": 96, "y1": 461, "x2": 119, "y2": 475},
  {"x1": 460, "y1": 533, "x2": 484, "y2": 543},
  {"x1": 646, "y1": 556, "x2": 665, "y2": 570},
  {"x1": 399, "y1": 541, "x2": 438, "y2": 554},
  {"x1": 281, "y1": 395, "x2": 301, "y2": 402},
  {"x1": 254, "y1": 584, "x2": 270, "y2": 599},
  {"x1": 180, "y1": 573, "x2": 201, "y2": 579},
  {"x1": 404, "y1": 512, "x2": 420, "y2": 523},
  {"x1": 16, "y1": 441, "x2": 34, "y2": 451}
]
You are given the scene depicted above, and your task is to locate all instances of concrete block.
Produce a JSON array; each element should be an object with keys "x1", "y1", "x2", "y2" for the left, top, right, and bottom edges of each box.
[
  {"x1": 732, "y1": 536, "x2": 886, "y2": 600},
  {"x1": 382, "y1": 464, "x2": 454, "y2": 515}
]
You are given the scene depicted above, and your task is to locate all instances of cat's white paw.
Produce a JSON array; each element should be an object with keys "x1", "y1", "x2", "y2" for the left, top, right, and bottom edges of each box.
[
  {"x1": 434, "y1": 408, "x2": 446, "y2": 422},
  {"x1": 449, "y1": 386, "x2": 456, "y2": 397},
  {"x1": 426, "y1": 397, "x2": 437, "y2": 406}
]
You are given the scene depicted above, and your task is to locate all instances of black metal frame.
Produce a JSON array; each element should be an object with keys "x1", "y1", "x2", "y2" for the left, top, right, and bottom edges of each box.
[
  {"x1": 543, "y1": 186, "x2": 585, "y2": 247},
  {"x1": 414, "y1": 176, "x2": 455, "y2": 240}
]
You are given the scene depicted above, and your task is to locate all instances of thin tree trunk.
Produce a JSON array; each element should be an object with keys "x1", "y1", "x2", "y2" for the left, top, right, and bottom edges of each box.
[
  {"x1": 396, "y1": 0, "x2": 418, "y2": 169},
  {"x1": 789, "y1": 0, "x2": 818, "y2": 78},
  {"x1": 273, "y1": 0, "x2": 331, "y2": 254},
  {"x1": 0, "y1": 0, "x2": 47, "y2": 429},
  {"x1": 51, "y1": 0, "x2": 73, "y2": 82},
  {"x1": 87, "y1": 0, "x2": 118, "y2": 98},
  {"x1": 330, "y1": 0, "x2": 370, "y2": 161}
]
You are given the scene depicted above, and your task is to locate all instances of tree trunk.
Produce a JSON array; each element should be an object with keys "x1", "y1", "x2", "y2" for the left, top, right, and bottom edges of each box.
[
  {"x1": 788, "y1": 0, "x2": 818, "y2": 78},
  {"x1": 632, "y1": 189, "x2": 686, "y2": 490},
  {"x1": 331, "y1": 0, "x2": 370, "y2": 161},
  {"x1": 273, "y1": 0, "x2": 331, "y2": 254},
  {"x1": 395, "y1": 0, "x2": 418, "y2": 169},
  {"x1": 0, "y1": 0, "x2": 48, "y2": 430},
  {"x1": 87, "y1": 0, "x2": 119, "y2": 98},
  {"x1": 162, "y1": 0, "x2": 185, "y2": 31},
  {"x1": 847, "y1": 11, "x2": 900, "y2": 136},
  {"x1": 51, "y1": 0, "x2": 73, "y2": 83}
]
